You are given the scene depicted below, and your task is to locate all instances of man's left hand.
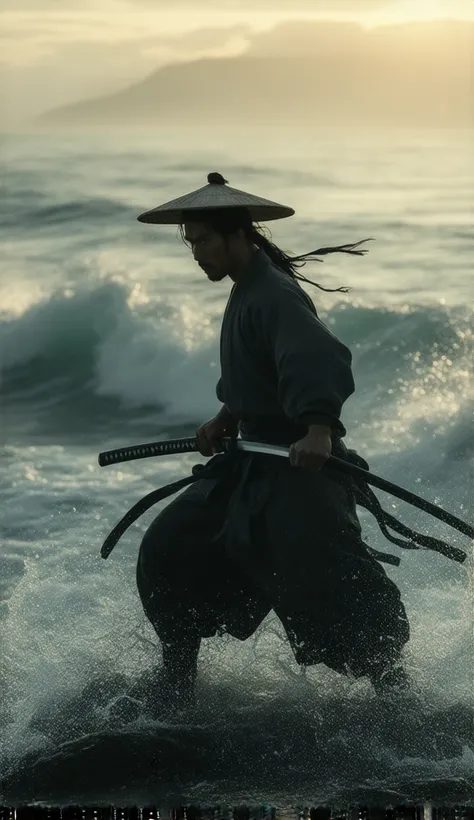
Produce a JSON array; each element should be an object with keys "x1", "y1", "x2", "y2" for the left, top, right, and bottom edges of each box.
[{"x1": 289, "y1": 425, "x2": 332, "y2": 472}]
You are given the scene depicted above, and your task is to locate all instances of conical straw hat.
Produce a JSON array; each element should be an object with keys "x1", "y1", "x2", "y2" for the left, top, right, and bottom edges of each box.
[{"x1": 137, "y1": 172, "x2": 295, "y2": 224}]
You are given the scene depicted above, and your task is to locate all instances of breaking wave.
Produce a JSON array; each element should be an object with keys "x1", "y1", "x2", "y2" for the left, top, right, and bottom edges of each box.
[{"x1": 1, "y1": 279, "x2": 472, "y2": 445}]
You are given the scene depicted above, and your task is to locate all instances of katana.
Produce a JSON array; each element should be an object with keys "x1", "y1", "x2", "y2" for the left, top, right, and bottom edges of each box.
[{"x1": 98, "y1": 436, "x2": 473, "y2": 541}]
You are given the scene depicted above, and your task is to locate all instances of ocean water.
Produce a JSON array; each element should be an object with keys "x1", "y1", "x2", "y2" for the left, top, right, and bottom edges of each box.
[{"x1": 0, "y1": 126, "x2": 473, "y2": 808}]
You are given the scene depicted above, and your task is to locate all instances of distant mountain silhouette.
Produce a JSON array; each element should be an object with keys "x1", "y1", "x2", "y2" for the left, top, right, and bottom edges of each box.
[{"x1": 38, "y1": 19, "x2": 474, "y2": 128}]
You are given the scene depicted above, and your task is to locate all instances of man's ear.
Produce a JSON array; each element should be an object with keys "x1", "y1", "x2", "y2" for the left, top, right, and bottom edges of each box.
[{"x1": 225, "y1": 229, "x2": 241, "y2": 248}]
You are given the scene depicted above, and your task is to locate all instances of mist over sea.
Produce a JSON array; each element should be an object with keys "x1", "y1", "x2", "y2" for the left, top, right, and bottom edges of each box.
[{"x1": 1, "y1": 126, "x2": 473, "y2": 807}]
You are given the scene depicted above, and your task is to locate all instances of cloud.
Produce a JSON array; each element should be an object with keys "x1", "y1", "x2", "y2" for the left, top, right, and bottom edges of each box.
[
  {"x1": 0, "y1": 6, "x2": 250, "y2": 65},
  {"x1": 0, "y1": 14, "x2": 250, "y2": 123}
]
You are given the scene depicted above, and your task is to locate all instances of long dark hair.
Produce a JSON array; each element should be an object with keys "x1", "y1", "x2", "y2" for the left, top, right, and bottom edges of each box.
[{"x1": 179, "y1": 205, "x2": 373, "y2": 294}]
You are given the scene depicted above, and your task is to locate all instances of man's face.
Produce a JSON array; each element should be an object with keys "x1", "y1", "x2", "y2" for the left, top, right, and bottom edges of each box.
[{"x1": 184, "y1": 221, "x2": 235, "y2": 282}]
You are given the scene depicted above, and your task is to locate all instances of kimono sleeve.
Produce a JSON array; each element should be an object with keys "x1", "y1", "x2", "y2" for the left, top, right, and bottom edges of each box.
[{"x1": 254, "y1": 280, "x2": 355, "y2": 431}]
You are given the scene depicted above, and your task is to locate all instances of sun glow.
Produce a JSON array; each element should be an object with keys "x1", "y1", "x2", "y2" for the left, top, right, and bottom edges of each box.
[
  {"x1": 381, "y1": 0, "x2": 456, "y2": 22},
  {"x1": 409, "y1": 0, "x2": 444, "y2": 15}
]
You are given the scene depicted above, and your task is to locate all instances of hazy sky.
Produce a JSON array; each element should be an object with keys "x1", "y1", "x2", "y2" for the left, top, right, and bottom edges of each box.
[{"x1": 1, "y1": 0, "x2": 473, "y2": 124}]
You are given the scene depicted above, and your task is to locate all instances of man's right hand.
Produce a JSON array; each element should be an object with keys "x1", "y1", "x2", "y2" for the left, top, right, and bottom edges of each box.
[{"x1": 196, "y1": 407, "x2": 238, "y2": 456}]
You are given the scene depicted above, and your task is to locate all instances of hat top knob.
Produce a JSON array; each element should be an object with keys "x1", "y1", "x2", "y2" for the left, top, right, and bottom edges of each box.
[{"x1": 207, "y1": 172, "x2": 228, "y2": 185}]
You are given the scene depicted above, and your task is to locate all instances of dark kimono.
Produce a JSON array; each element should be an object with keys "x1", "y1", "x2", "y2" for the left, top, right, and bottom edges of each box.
[
  {"x1": 137, "y1": 250, "x2": 409, "y2": 682},
  {"x1": 216, "y1": 248, "x2": 354, "y2": 442}
]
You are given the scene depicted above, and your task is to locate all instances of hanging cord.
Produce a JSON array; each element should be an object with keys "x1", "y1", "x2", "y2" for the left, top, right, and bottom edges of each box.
[
  {"x1": 100, "y1": 454, "x2": 233, "y2": 559},
  {"x1": 352, "y1": 478, "x2": 467, "y2": 564}
]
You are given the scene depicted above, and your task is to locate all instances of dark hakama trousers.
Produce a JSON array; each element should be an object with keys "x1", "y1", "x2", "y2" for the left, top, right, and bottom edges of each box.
[{"x1": 136, "y1": 439, "x2": 409, "y2": 682}]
